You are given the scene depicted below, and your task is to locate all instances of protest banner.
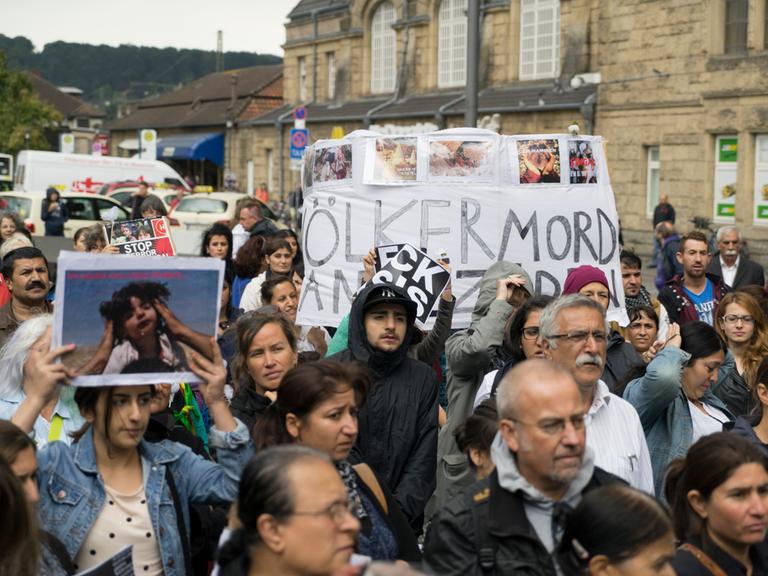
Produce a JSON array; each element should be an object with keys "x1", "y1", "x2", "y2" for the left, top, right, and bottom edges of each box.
[
  {"x1": 53, "y1": 251, "x2": 224, "y2": 386},
  {"x1": 105, "y1": 216, "x2": 176, "y2": 256},
  {"x1": 297, "y1": 129, "x2": 626, "y2": 329},
  {"x1": 368, "y1": 243, "x2": 450, "y2": 324}
]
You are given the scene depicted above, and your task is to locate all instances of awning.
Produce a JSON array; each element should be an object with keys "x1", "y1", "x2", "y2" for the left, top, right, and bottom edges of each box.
[{"x1": 157, "y1": 132, "x2": 224, "y2": 167}]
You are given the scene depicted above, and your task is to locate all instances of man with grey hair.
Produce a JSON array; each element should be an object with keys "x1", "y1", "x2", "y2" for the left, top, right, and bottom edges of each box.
[
  {"x1": 539, "y1": 294, "x2": 654, "y2": 494},
  {"x1": 424, "y1": 358, "x2": 622, "y2": 575},
  {"x1": 707, "y1": 225, "x2": 764, "y2": 289}
]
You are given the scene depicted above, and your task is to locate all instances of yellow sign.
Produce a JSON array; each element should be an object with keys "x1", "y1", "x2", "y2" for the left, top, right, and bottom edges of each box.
[{"x1": 331, "y1": 126, "x2": 345, "y2": 139}]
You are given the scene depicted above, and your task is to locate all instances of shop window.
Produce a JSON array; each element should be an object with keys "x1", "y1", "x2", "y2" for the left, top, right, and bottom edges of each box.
[
  {"x1": 438, "y1": 0, "x2": 468, "y2": 88},
  {"x1": 371, "y1": 1, "x2": 396, "y2": 94},
  {"x1": 725, "y1": 0, "x2": 749, "y2": 53},
  {"x1": 519, "y1": 0, "x2": 560, "y2": 80},
  {"x1": 646, "y1": 146, "x2": 660, "y2": 217}
]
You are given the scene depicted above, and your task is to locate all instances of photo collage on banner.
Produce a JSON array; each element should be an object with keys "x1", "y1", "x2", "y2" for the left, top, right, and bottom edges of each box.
[{"x1": 312, "y1": 142, "x2": 352, "y2": 187}]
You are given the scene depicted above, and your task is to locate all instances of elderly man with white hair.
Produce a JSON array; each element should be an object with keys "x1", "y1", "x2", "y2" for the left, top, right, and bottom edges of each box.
[
  {"x1": 706, "y1": 225, "x2": 764, "y2": 289},
  {"x1": 539, "y1": 294, "x2": 654, "y2": 494}
]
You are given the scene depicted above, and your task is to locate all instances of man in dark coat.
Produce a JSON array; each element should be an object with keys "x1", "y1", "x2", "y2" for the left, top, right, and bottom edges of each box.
[
  {"x1": 330, "y1": 282, "x2": 438, "y2": 529},
  {"x1": 706, "y1": 225, "x2": 764, "y2": 289}
]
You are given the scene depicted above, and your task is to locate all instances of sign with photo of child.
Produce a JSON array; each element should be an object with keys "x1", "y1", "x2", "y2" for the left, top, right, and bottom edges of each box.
[{"x1": 105, "y1": 216, "x2": 176, "y2": 256}]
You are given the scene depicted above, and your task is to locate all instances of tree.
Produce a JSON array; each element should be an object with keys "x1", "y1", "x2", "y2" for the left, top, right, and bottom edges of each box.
[{"x1": 0, "y1": 51, "x2": 61, "y2": 156}]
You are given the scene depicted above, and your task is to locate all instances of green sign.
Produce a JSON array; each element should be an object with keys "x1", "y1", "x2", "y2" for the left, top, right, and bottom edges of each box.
[
  {"x1": 758, "y1": 205, "x2": 768, "y2": 219},
  {"x1": 717, "y1": 204, "x2": 735, "y2": 217},
  {"x1": 719, "y1": 138, "x2": 738, "y2": 163}
]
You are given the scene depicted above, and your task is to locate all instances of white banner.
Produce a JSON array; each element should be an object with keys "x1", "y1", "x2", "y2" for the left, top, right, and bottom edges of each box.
[{"x1": 297, "y1": 129, "x2": 626, "y2": 329}]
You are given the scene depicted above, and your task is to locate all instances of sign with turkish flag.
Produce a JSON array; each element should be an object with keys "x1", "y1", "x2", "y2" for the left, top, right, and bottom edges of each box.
[{"x1": 104, "y1": 216, "x2": 176, "y2": 256}]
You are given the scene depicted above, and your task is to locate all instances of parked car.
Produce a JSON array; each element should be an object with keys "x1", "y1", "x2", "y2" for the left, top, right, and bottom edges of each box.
[
  {"x1": 0, "y1": 191, "x2": 130, "y2": 237},
  {"x1": 169, "y1": 192, "x2": 278, "y2": 231}
]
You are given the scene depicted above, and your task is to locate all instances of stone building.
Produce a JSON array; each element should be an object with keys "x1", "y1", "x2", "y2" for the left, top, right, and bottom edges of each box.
[{"x1": 237, "y1": 0, "x2": 768, "y2": 263}]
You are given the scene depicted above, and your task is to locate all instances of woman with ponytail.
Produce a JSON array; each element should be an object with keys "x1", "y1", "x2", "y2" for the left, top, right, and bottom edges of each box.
[
  {"x1": 252, "y1": 360, "x2": 421, "y2": 562},
  {"x1": 665, "y1": 432, "x2": 768, "y2": 575},
  {"x1": 217, "y1": 445, "x2": 359, "y2": 576}
]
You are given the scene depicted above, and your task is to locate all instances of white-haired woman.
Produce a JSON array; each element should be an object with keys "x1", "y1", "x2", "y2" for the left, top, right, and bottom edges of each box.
[{"x1": 0, "y1": 315, "x2": 82, "y2": 446}]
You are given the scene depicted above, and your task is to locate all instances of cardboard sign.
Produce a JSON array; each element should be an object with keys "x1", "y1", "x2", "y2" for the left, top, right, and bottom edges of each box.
[
  {"x1": 105, "y1": 217, "x2": 176, "y2": 256},
  {"x1": 368, "y1": 244, "x2": 450, "y2": 324},
  {"x1": 76, "y1": 545, "x2": 134, "y2": 575},
  {"x1": 374, "y1": 244, "x2": 407, "y2": 270}
]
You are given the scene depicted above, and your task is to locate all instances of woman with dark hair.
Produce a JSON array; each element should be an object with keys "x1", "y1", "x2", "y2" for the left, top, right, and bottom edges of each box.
[
  {"x1": 252, "y1": 360, "x2": 420, "y2": 562},
  {"x1": 85, "y1": 281, "x2": 212, "y2": 375},
  {"x1": 626, "y1": 305, "x2": 659, "y2": 358},
  {"x1": 729, "y1": 357, "x2": 768, "y2": 456},
  {"x1": 260, "y1": 276, "x2": 330, "y2": 355},
  {"x1": 139, "y1": 195, "x2": 167, "y2": 218},
  {"x1": 274, "y1": 228, "x2": 304, "y2": 277},
  {"x1": 229, "y1": 312, "x2": 299, "y2": 431},
  {"x1": 201, "y1": 223, "x2": 234, "y2": 270},
  {"x1": 714, "y1": 291, "x2": 768, "y2": 416},
  {"x1": 240, "y1": 237, "x2": 301, "y2": 312},
  {"x1": 73, "y1": 227, "x2": 90, "y2": 252},
  {"x1": 15, "y1": 338, "x2": 251, "y2": 576},
  {"x1": 666, "y1": 433, "x2": 768, "y2": 575},
  {"x1": 557, "y1": 484, "x2": 675, "y2": 576},
  {"x1": 473, "y1": 295, "x2": 554, "y2": 408},
  {"x1": 624, "y1": 321, "x2": 733, "y2": 495},
  {"x1": 230, "y1": 235, "x2": 265, "y2": 310},
  {"x1": 216, "y1": 445, "x2": 360, "y2": 576},
  {"x1": 0, "y1": 456, "x2": 39, "y2": 576},
  {"x1": 454, "y1": 398, "x2": 498, "y2": 481}
]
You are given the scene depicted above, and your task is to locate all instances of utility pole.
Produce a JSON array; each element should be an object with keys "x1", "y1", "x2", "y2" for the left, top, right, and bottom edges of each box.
[{"x1": 465, "y1": 0, "x2": 480, "y2": 127}]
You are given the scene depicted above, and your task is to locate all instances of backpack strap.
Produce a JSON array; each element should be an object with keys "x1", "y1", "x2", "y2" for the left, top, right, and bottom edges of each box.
[
  {"x1": 353, "y1": 463, "x2": 388, "y2": 515},
  {"x1": 679, "y1": 543, "x2": 728, "y2": 576},
  {"x1": 469, "y1": 486, "x2": 497, "y2": 575},
  {"x1": 165, "y1": 465, "x2": 193, "y2": 576}
]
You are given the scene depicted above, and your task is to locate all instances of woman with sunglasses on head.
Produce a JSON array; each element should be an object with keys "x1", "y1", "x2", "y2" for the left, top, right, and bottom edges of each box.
[
  {"x1": 624, "y1": 321, "x2": 733, "y2": 496},
  {"x1": 666, "y1": 432, "x2": 768, "y2": 575},
  {"x1": 713, "y1": 291, "x2": 768, "y2": 417},
  {"x1": 252, "y1": 360, "x2": 421, "y2": 562}
]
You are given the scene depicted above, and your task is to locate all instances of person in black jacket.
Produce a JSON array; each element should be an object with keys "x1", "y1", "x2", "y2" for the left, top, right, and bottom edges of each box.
[
  {"x1": 40, "y1": 187, "x2": 69, "y2": 237},
  {"x1": 329, "y1": 282, "x2": 438, "y2": 530},
  {"x1": 425, "y1": 358, "x2": 623, "y2": 576}
]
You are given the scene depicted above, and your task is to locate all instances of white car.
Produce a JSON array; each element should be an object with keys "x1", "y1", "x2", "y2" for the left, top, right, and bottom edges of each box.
[
  {"x1": 0, "y1": 191, "x2": 130, "y2": 237},
  {"x1": 169, "y1": 192, "x2": 278, "y2": 232}
]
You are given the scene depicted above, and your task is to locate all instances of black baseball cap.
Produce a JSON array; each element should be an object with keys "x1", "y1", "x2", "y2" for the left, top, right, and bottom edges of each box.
[{"x1": 363, "y1": 285, "x2": 416, "y2": 317}]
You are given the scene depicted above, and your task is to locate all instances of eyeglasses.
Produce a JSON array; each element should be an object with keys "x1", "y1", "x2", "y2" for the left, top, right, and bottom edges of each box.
[
  {"x1": 292, "y1": 499, "x2": 356, "y2": 525},
  {"x1": 510, "y1": 413, "x2": 591, "y2": 436},
  {"x1": 721, "y1": 314, "x2": 755, "y2": 325},
  {"x1": 522, "y1": 327, "x2": 540, "y2": 340},
  {"x1": 547, "y1": 330, "x2": 607, "y2": 345}
]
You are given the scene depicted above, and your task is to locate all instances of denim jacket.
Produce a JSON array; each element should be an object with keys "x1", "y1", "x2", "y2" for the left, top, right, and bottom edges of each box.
[
  {"x1": 37, "y1": 419, "x2": 252, "y2": 576},
  {"x1": 623, "y1": 346, "x2": 734, "y2": 496}
]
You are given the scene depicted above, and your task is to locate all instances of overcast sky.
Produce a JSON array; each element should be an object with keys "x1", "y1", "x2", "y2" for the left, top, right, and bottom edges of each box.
[{"x1": 2, "y1": 0, "x2": 290, "y2": 56}]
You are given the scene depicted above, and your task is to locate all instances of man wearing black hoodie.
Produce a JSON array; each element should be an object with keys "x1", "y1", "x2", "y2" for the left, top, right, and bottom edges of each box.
[{"x1": 330, "y1": 282, "x2": 438, "y2": 530}]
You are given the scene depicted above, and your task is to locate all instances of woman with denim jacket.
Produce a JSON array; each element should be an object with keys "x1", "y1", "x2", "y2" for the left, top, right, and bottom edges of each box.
[
  {"x1": 624, "y1": 321, "x2": 733, "y2": 496},
  {"x1": 13, "y1": 335, "x2": 252, "y2": 576}
]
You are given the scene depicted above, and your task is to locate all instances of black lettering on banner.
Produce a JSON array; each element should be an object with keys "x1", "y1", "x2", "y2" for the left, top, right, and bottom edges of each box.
[
  {"x1": 498, "y1": 210, "x2": 540, "y2": 263},
  {"x1": 375, "y1": 199, "x2": 418, "y2": 246},
  {"x1": 420, "y1": 199, "x2": 451, "y2": 253},
  {"x1": 299, "y1": 269, "x2": 324, "y2": 312},
  {"x1": 304, "y1": 208, "x2": 340, "y2": 267},
  {"x1": 461, "y1": 198, "x2": 495, "y2": 264},
  {"x1": 454, "y1": 269, "x2": 486, "y2": 316},
  {"x1": 333, "y1": 269, "x2": 356, "y2": 314},
  {"x1": 597, "y1": 209, "x2": 618, "y2": 264},
  {"x1": 607, "y1": 268, "x2": 620, "y2": 309},
  {"x1": 345, "y1": 202, "x2": 366, "y2": 263},
  {"x1": 546, "y1": 215, "x2": 572, "y2": 261},
  {"x1": 573, "y1": 211, "x2": 598, "y2": 262},
  {"x1": 535, "y1": 270, "x2": 561, "y2": 296}
]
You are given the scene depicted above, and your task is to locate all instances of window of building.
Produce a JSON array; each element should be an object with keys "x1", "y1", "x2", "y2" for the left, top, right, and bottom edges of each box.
[
  {"x1": 519, "y1": 0, "x2": 561, "y2": 80},
  {"x1": 299, "y1": 56, "x2": 307, "y2": 102},
  {"x1": 327, "y1": 52, "x2": 337, "y2": 100},
  {"x1": 724, "y1": 0, "x2": 749, "y2": 53},
  {"x1": 371, "y1": 1, "x2": 397, "y2": 94},
  {"x1": 646, "y1": 146, "x2": 660, "y2": 217},
  {"x1": 438, "y1": 0, "x2": 468, "y2": 88}
]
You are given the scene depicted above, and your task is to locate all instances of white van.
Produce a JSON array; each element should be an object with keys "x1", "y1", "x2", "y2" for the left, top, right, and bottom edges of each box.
[{"x1": 13, "y1": 151, "x2": 190, "y2": 194}]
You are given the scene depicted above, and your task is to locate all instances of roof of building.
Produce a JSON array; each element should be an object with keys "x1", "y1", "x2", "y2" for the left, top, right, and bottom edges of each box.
[
  {"x1": 107, "y1": 65, "x2": 283, "y2": 131},
  {"x1": 246, "y1": 83, "x2": 596, "y2": 126},
  {"x1": 26, "y1": 73, "x2": 105, "y2": 119},
  {"x1": 287, "y1": 0, "x2": 350, "y2": 21}
]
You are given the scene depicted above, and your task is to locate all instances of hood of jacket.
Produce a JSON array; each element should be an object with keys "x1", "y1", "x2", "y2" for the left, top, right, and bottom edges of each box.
[
  {"x1": 490, "y1": 431, "x2": 595, "y2": 509},
  {"x1": 347, "y1": 282, "x2": 416, "y2": 378},
  {"x1": 45, "y1": 187, "x2": 59, "y2": 202},
  {"x1": 472, "y1": 262, "x2": 534, "y2": 323}
]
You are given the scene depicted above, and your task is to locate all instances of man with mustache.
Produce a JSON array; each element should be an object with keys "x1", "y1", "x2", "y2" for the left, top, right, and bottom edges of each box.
[
  {"x1": 0, "y1": 247, "x2": 52, "y2": 349},
  {"x1": 706, "y1": 225, "x2": 764, "y2": 290},
  {"x1": 658, "y1": 230, "x2": 729, "y2": 326},
  {"x1": 539, "y1": 294, "x2": 654, "y2": 493},
  {"x1": 424, "y1": 359, "x2": 622, "y2": 575}
]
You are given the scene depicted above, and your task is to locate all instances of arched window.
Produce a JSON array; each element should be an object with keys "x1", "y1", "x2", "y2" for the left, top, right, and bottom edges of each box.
[
  {"x1": 520, "y1": 0, "x2": 560, "y2": 80},
  {"x1": 438, "y1": 0, "x2": 468, "y2": 88},
  {"x1": 371, "y1": 1, "x2": 397, "y2": 94}
]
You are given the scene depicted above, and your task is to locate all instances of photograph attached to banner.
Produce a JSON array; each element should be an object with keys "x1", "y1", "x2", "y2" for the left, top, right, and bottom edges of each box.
[
  {"x1": 517, "y1": 139, "x2": 562, "y2": 184},
  {"x1": 313, "y1": 143, "x2": 352, "y2": 186},
  {"x1": 568, "y1": 140, "x2": 598, "y2": 184},
  {"x1": 428, "y1": 138, "x2": 495, "y2": 181},
  {"x1": 367, "y1": 243, "x2": 450, "y2": 324},
  {"x1": 53, "y1": 252, "x2": 224, "y2": 386},
  {"x1": 301, "y1": 145, "x2": 314, "y2": 193},
  {"x1": 365, "y1": 137, "x2": 419, "y2": 184},
  {"x1": 105, "y1": 216, "x2": 176, "y2": 256}
]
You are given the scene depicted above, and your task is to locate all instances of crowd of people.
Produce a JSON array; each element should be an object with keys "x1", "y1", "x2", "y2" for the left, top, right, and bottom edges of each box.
[{"x1": 1, "y1": 193, "x2": 768, "y2": 576}]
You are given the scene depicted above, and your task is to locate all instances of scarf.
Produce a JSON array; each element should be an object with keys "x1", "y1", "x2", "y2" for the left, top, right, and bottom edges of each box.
[
  {"x1": 625, "y1": 285, "x2": 653, "y2": 312},
  {"x1": 335, "y1": 460, "x2": 368, "y2": 520}
]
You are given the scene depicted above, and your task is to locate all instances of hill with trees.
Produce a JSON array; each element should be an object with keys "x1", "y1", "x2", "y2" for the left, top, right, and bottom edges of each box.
[{"x1": 0, "y1": 35, "x2": 282, "y2": 118}]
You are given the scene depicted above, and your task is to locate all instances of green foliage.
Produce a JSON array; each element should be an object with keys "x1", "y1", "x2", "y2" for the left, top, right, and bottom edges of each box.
[{"x1": 0, "y1": 52, "x2": 61, "y2": 156}]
